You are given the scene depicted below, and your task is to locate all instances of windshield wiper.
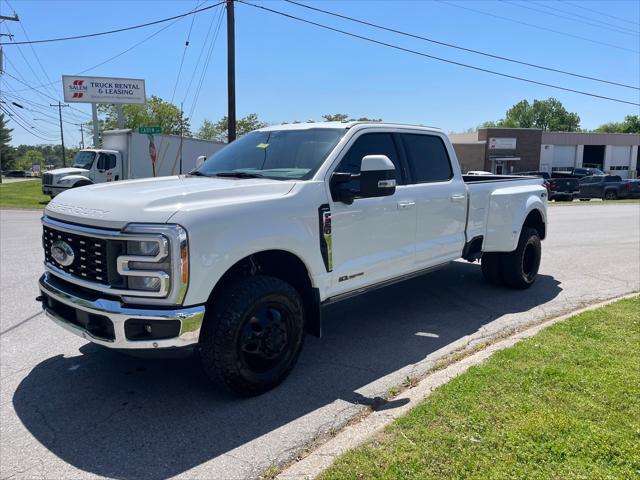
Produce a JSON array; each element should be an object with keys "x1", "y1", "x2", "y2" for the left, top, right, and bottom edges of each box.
[
  {"x1": 214, "y1": 171, "x2": 265, "y2": 179},
  {"x1": 188, "y1": 170, "x2": 208, "y2": 176}
]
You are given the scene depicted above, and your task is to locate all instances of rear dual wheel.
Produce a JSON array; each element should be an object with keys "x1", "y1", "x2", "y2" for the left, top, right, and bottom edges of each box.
[{"x1": 481, "y1": 227, "x2": 541, "y2": 289}]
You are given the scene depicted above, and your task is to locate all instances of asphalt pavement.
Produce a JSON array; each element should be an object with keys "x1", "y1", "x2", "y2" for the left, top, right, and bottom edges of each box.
[{"x1": 1, "y1": 204, "x2": 639, "y2": 480}]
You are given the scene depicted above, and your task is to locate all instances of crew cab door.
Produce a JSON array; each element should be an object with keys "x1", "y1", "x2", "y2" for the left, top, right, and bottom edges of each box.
[
  {"x1": 327, "y1": 131, "x2": 416, "y2": 295},
  {"x1": 399, "y1": 132, "x2": 467, "y2": 267},
  {"x1": 93, "y1": 152, "x2": 121, "y2": 183}
]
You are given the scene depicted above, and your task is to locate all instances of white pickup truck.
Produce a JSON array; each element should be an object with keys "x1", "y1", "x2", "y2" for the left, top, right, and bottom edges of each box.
[{"x1": 38, "y1": 122, "x2": 547, "y2": 395}]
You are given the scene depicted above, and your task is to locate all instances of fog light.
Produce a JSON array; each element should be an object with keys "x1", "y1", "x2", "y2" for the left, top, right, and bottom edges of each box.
[{"x1": 129, "y1": 276, "x2": 162, "y2": 291}]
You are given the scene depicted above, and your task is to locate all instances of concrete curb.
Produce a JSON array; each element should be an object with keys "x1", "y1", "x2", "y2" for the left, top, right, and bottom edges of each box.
[{"x1": 276, "y1": 292, "x2": 639, "y2": 480}]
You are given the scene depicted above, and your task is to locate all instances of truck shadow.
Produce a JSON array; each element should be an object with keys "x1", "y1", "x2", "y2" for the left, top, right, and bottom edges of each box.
[{"x1": 13, "y1": 262, "x2": 561, "y2": 479}]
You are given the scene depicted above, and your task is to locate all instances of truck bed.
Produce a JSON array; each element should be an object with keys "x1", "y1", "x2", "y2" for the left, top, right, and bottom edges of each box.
[{"x1": 463, "y1": 175, "x2": 546, "y2": 253}]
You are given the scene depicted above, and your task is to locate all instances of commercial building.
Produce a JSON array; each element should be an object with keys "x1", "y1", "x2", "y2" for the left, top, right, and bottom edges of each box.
[{"x1": 450, "y1": 128, "x2": 640, "y2": 179}]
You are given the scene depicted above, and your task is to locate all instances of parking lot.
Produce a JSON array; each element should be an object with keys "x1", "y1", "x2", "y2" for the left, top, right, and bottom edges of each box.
[{"x1": 1, "y1": 203, "x2": 639, "y2": 480}]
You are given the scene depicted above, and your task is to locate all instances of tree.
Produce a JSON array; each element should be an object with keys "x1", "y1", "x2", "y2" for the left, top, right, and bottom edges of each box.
[
  {"x1": 594, "y1": 115, "x2": 640, "y2": 133},
  {"x1": 16, "y1": 149, "x2": 45, "y2": 171},
  {"x1": 92, "y1": 95, "x2": 190, "y2": 137},
  {"x1": 322, "y1": 113, "x2": 382, "y2": 122},
  {"x1": 196, "y1": 113, "x2": 267, "y2": 142},
  {"x1": 322, "y1": 113, "x2": 350, "y2": 122},
  {"x1": 0, "y1": 113, "x2": 17, "y2": 173},
  {"x1": 482, "y1": 98, "x2": 581, "y2": 132}
]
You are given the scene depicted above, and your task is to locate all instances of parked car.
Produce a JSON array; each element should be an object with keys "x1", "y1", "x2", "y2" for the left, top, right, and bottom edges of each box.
[
  {"x1": 578, "y1": 175, "x2": 640, "y2": 200},
  {"x1": 553, "y1": 167, "x2": 605, "y2": 179},
  {"x1": 37, "y1": 122, "x2": 547, "y2": 395},
  {"x1": 4, "y1": 170, "x2": 29, "y2": 178},
  {"x1": 548, "y1": 177, "x2": 580, "y2": 201},
  {"x1": 466, "y1": 170, "x2": 493, "y2": 175},
  {"x1": 517, "y1": 171, "x2": 551, "y2": 180}
]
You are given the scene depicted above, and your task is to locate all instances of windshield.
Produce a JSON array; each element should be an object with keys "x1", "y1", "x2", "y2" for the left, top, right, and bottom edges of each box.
[
  {"x1": 196, "y1": 128, "x2": 346, "y2": 180},
  {"x1": 72, "y1": 151, "x2": 96, "y2": 169}
]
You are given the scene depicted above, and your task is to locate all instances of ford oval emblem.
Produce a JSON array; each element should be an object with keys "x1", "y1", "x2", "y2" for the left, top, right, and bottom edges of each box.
[{"x1": 51, "y1": 240, "x2": 75, "y2": 267}]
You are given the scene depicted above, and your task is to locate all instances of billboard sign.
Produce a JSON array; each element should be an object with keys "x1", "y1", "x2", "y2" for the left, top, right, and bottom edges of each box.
[
  {"x1": 489, "y1": 137, "x2": 517, "y2": 150},
  {"x1": 62, "y1": 75, "x2": 146, "y2": 104}
]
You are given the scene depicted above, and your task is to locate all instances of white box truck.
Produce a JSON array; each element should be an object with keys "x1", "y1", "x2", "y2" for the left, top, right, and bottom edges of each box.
[{"x1": 42, "y1": 129, "x2": 225, "y2": 197}]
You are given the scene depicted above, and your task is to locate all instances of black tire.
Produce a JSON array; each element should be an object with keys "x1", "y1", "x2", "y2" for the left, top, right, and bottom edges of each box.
[
  {"x1": 73, "y1": 181, "x2": 91, "y2": 188},
  {"x1": 481, "y1": 252, "x2": 504, "y2": 286},
  {"x1": 501, "y1": 227, "x2": 541, "y2": 289},
  {"x1": 579, "y1": 198, "x2": 590, "y2": 202},
  {"x1": 199, "y1": 275, "x2": 305, "y2": 396},
  {"x1": 604, "y1": 190, "x2": 617, "y2": 200}
]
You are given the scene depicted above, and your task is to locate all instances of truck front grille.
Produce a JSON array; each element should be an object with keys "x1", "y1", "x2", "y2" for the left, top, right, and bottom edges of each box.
[
  {"x1": 42, "y1": 173, "x2": 53, "y2": 185},
  {"x1": 43, "y1": 225, "x2": 110, "y2": 285}
]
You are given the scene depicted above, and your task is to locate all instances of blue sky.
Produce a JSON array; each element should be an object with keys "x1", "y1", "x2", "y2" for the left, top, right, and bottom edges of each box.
[{"x1": 1, "y1": 0, "x2": 639, "y2": 147}]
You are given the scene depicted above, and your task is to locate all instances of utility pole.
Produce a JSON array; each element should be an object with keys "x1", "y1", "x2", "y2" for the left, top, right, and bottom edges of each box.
[
  {"x1": 179, "y1": 102, "x2": 183, "y2": 174},
  {"x1": 50, "y1": 102, "x2": 69, "y2": 167},
  {"x1": 226, "y1": 0, "x2": 236, "y2": 143},
  {"x1": 78, "y1": 123, "x2": 85, "y2": 149},
  {"x1": 0, "y1": 11, "x2": 19, "y2": 184}
]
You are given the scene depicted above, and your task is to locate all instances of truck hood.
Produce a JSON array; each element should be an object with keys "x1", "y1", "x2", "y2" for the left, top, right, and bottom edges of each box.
[
  {"x1": 45, "y1": 175, "x2": 296, "y2": 229},
  {"x1": 47, "y1": 167, "x2": 90, "y2": 176}
]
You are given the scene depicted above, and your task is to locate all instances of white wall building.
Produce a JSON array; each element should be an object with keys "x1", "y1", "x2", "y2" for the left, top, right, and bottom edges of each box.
[{"x1": 540, "y1": 132, "x2": 639, "y2": 179}]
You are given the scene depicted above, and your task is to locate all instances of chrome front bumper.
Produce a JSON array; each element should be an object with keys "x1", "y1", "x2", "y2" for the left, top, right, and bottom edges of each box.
[{"x1": 38, "y1": 273, "x2": 205, "y2": 350}]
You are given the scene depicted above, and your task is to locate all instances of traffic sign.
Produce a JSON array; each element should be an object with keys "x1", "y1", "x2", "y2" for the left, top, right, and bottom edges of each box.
[{"x1": 138, "y1": 126, "x2": 162, "y2": 134}]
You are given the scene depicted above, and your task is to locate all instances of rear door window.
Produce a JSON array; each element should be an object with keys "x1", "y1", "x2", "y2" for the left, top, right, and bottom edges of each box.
[{"x1": 400, "y1": 133, "x2": 453, "y2": 183}]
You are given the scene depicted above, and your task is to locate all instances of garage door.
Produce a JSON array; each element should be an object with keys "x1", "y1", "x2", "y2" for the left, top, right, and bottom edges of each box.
[
  {"x1": 552, "y1": 145, "x2": 576, "y2": 169},
  {"x1": 609, "y1": 146, "x2": 631, "y2": 179}
]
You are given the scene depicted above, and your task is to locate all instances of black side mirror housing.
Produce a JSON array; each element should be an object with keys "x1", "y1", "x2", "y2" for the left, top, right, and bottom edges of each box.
[{"x1": 330, "y1": 155, "x2": 397, "y2": 204}]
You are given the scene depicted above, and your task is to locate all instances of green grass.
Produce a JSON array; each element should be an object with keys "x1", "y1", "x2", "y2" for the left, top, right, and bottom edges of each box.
[
  {"x1": 0, "y1": 179, "x2": 49, "y2": 209},
  {"x1": 322, "y1": 297, "x2": 640, "y2": 480}
]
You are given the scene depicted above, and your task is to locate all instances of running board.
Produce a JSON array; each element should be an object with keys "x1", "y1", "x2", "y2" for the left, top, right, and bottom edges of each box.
[{"x1": 322, "y1": 262, "x2": 451, "y2": 306}]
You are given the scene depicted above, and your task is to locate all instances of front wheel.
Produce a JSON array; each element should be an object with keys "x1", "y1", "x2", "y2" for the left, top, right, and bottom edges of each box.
[
  {"x1": 501, "y1": 227, "x2": 541, "y2": 289},
  {"x1": 199, "y1": 275, "x2": 305, "y2": 396}
]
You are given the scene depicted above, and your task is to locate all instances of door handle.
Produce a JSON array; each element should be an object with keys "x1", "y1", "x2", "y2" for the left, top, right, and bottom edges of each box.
[
  {"x1": 397, "y1": 201, "x2": 415, "y2": 210},
  {"x1": 450, "y1": 194, "x2": 466, "y2": 202}
]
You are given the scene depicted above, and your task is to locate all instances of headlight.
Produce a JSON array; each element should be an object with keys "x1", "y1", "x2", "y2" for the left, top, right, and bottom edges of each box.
[
  {"x1": 58, "y1": 178, "x2": 74, "y2": 185},
  {"x1": 117, "y1": 224, "x2": 189, "y2": 305}
]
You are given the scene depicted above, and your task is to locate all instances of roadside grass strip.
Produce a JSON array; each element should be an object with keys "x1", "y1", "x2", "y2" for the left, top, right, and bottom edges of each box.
[
  {"x1": 321, "y1": 297, "x2": 640, "y2": 480},
  {"x1": 0, "y1": 180, "x2": 49, "y2": 209}
]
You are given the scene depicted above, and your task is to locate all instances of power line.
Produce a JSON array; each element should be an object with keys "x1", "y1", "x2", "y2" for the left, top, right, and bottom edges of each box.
[
  {"x1": 2, "y1": 69, "x2": 91, "y2": 119},
  {"x1": 437, "y1": 0, "x2": 639, "y2": 54},
  {"x1": 500, "y1": 0, "x2": 639, "y2": 37},
  {"x1": 0, "y1": 105, "x2": 57, "y2": 141},
  {"x1": 188, "y1": 5, "x2": 225, "y2": 119},
  {"x1": 562, "y1": 0, "x2": 640, "y2": 28},
  {"x1": 284, "y1": 0, "x2": 638, "y2": 91},
  {"x1": 170, "y1": 0, "x2": 206, "y2": 104},
  {"x1": 7, "y1": 13, "x2": 188, "y2": 93},
  {"x1": 0, "y1": 1, "x2": 225, "y2": 46},
  {"x1": 528, "y1": 0, "x2": 639, "y2": 35},
  {"x1": 237, "y1": 1, "x2": 639, "y2": 107},
  {"x1": 182, "y1": 4, "x2": 221, "y2": 107}
]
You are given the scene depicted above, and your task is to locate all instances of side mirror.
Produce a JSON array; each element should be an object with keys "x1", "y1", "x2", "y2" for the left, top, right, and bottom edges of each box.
[
  {"x1": 359, "y1": 155, "x2": 396, "y2": 198},
  {"x1": 196, "y1": 155, "x2": 207, "y2": 169},
  {"x1": 329, "y1": 155, "x2": 397, "y2": 204}
]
